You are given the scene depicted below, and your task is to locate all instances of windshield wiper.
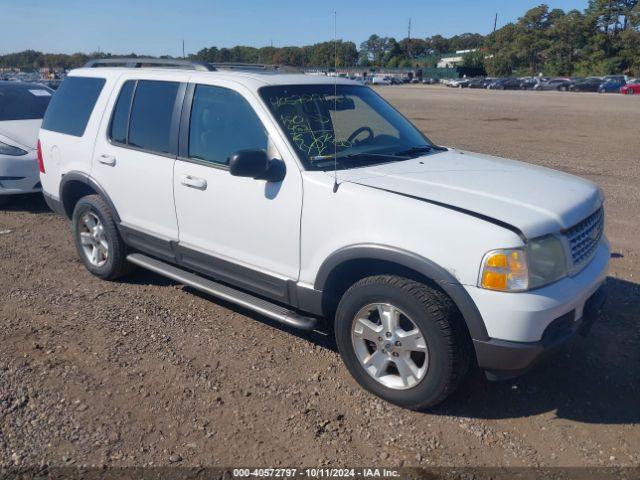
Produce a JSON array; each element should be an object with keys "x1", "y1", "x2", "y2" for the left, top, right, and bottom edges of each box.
[
  {"x1": 392, "y1": 144, "x2": 446, "y2": 157},
  {"x1": 310, "y1": 152, "x2": 404, "y2": 162}
]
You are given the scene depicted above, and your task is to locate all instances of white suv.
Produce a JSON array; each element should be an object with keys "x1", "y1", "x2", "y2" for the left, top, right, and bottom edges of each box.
[{"x1": 39, "y1": 59, "x2": 609, "y2": 409}]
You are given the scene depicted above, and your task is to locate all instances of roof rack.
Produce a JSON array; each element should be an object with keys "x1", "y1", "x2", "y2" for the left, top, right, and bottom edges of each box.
[
  {"x1": 83, "y1": 58, "x2": 215, "y2": 72},
  {"x1": 211, "y1": 63, "x2": 301, "y2": 73}
]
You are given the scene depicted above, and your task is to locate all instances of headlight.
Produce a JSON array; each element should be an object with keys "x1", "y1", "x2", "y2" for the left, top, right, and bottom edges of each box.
[
  {"x1": 527, "y1": 234, "x2": 567, "y2": 288},
  {"x1": 479, "y1": 235, "x2": 568, "y2": 292},
  {"x1": 0, "y1": 141, "x2": 28, "y2": 156}
]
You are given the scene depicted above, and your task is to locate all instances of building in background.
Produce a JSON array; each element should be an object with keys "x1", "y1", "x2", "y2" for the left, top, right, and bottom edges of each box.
[{"x1": 437, "y1": 49, "x2": 477, "y2": 69}]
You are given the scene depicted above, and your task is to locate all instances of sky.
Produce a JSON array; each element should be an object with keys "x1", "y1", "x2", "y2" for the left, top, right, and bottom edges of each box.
[{"x1": 1, "y1": 0, "x2": 589, "y2": 56}]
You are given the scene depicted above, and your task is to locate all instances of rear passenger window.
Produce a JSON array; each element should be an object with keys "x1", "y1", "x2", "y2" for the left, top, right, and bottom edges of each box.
[
  {"x1": 109, "y1": 80, "x2": 135, "y2": 144},
  {"x1": 41, "y1": 76, "x2": 105, "y2": 137},
  {"x1": 128, "y1": 80, "x2": 179, "y2": 154},
  {"x1": 189, "y1": 85, "x2": 267, "y2": 166}
]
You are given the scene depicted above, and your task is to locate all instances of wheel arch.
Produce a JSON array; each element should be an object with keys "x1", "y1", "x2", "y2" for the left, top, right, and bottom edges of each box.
[
  {"x1": 59, "y1": 172, "x2": 121, "y2": 223},
  {"x1": 314, "y1": 244, "x2": 489, "y2": 342}
]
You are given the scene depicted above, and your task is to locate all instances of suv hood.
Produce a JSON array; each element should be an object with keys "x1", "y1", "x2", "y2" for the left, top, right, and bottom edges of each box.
[
  {"x1": 0, "y1": 119, "x2": 42, "y2": 150},
  {"x1": 333, "y1": 149, "x2": 603, "y2": 240}
]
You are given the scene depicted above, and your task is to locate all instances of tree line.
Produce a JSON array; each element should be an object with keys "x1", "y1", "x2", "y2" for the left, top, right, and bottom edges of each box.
[{"x1": 1, "y1": 1, "x2": 638, "y2": 77}]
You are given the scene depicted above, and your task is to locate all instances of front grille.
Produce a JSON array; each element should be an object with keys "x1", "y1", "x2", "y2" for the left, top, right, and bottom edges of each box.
[{"x1": 564, "y1": 207, "x2": 604, "y2": 269}]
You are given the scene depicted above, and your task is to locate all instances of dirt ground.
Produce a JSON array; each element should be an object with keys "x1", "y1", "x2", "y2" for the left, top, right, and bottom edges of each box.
[{"x1": 1, "y1": 86, "x2": 639, "y2": 469}]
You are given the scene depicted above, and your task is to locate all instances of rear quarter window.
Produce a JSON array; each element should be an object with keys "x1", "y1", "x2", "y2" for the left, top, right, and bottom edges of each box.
[{"x1": 41, "y1": 76, "x2": 106, "y2": 137}]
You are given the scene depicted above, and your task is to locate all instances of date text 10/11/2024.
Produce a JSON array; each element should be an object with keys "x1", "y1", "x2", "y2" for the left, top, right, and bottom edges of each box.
[{"x1": 232, "y1": 468, "x2": 401, "y2": 478}]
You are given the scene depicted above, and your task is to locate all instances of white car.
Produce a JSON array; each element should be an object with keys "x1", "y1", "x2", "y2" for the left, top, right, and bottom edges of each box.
[
  {"x1": 371, "y1": 76, "x2": 391, "y2": 86},
  {"x1": 0, "y1": 81, "x2": 54, "y2": 206},
  {"x1": 39, "y1": 59, "x2": 608, "y2": 409}
]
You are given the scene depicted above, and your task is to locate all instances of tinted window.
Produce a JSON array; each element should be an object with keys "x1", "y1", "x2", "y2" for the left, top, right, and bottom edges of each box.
[
  {"x1": 109, "y1": 80, "x2": 135, "y2": 144},
  {"x1": 0, "y1": 83, "x2": 53, "y2": 121},
  {"x1": 189, "y1": 85, "x2": 267, "y2": 165},
  {"x1": 128, "y1": 80, "x2": 179, "y2": 154},
  {"x1": 41, "y1": 76, "x2": 105, "y2": 136}
]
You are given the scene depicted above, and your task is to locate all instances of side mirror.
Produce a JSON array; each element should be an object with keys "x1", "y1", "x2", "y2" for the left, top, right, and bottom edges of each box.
[{"x1": 229, "y1": 149, "x2": 285, "y2": 182}]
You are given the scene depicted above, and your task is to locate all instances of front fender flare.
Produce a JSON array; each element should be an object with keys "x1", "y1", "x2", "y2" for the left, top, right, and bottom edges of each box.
[{"x1": 314, "y1": 244, "x2": 489, "y2": 341}]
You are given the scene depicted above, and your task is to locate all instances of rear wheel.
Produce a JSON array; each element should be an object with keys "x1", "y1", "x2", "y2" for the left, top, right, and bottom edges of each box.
[
  {"x1": 335, "y1": 275, "x2": 471, "y2": 409},
  {"x1": 72, "y1": 195, "x2": 132, "y2": 280}
]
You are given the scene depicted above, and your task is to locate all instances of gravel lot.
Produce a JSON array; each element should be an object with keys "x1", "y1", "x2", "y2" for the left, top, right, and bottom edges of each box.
[{"x1": 1, "y1": 85, "x2": 639, "y2": 469}]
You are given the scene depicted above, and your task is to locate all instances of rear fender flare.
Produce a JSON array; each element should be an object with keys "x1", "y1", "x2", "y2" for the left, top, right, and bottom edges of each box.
[{"x1": 59, "y1": 171, "x2": 121, "y2": 223}]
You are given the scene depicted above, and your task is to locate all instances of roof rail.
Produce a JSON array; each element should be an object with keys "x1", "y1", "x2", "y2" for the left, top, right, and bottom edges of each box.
[
  {"x1": 211, "y1": 63, "x2": 300, "y2": 73},
  {"x1": 83, "y1": 58, "x2": 215, "y2": 72}
]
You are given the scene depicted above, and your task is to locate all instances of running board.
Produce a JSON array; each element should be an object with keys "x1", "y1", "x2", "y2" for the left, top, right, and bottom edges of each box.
[{"x1": 126, "y1": 253, "x2": 318, "y2": 331}]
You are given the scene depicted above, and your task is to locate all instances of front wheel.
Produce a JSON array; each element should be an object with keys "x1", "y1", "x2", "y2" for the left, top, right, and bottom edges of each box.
[{"x1": 334, "y1": 275, "x2": 471, "y2": 409}]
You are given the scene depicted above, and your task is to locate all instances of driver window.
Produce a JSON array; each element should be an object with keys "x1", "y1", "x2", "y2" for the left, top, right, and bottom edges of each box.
[{"x1": 189, "y1": 85, "x2": 268, "y2": 166}]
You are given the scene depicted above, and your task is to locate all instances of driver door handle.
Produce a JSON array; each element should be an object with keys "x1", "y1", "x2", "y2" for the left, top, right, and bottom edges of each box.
[
  {"x1": 98, "y1": 154, "x2": 116, "y2": 166},
  {"x1": 180, "y1": 175, "x2": 207, "y2": 190}
]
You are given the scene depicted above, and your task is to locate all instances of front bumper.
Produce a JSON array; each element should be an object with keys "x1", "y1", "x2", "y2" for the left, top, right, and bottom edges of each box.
[
  {"x1": 475, "y1": 286, "x2": 607, "y2": 380},
  {"x1": 466, "y1": 240, "x2": 610, "y2": 342},
  {"x1": 468, "y1": 239, "x2": 610, "y2": 380},
  {"x1": 0, "y1": 153, "x2": 41, "y2": 195}
]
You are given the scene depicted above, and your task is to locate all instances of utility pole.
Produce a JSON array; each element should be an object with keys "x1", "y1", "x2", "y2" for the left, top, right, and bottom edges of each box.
[
  {"x1": 493, "y1": 13, "x2": 498, "y2": 33},
  {"x1": 407, "y1": 18, "x2": 412, "y2": 59},
  {"x1": 182, "y1": 39, "x2": 185, "y2": 59}
]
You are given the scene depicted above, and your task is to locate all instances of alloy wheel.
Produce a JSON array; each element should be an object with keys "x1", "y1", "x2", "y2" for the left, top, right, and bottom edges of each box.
[
  {"x1": 351, "y1": 303, "x2": 429, "y2": 390},
  {"x1": 78, "y1": 212, "x2": 109, "y2": 267}
]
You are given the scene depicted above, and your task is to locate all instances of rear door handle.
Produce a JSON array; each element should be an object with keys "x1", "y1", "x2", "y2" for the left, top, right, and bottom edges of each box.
[
  {"x1": 180, "y1": 175, "x2": 207, "y2": 190},
  {"x1": 98, "y1": 154, "x2": 116, "y2": 166}
]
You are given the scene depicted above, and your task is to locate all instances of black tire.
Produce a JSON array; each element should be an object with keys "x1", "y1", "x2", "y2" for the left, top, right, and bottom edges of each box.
[
  {"x1": 0, "y1": 196, "x2": 10, "y2": 208},
  {"x1": 71, "y1": 195, "x2": 132, "y2": 280},
  {"x1": 334, "y1": 275, "x2": 471, "y2": 410}
]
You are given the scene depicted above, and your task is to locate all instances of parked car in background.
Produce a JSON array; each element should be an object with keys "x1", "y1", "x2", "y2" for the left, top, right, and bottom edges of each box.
[
  {"x1": 0, "y1": 81, "x2": 54, "y2": 206},
  {"x1": 620, "y1": 80, "x2": 640, "y2": 95},
  {"x1": 422, "y1": 77, "x2": 437, "y2": 85},
  {"x1": 598, "y1": 77, "x2": 626, "y2": 93},
  {"x1": 569, "y1": 77, "x2": 603, "y2": 92},
  {"x1": 371, "y1": 76, "x2": 391, "y2": 86},
  {"x1": 487, "y1": 78, "x2": 524, "y2": 90},
  {"x1": 534, "y1": 78, "x2": 572, "y2": 91},
  {"x1": 448, "y1": 78, "x2": 470, "y2": 88},
  {"x1": 467, "y1": 78, "x2": 493, "y2": 89},
  {"x1": 603, "y1": 75, "x2": 627, "y2": 83},
  {"x1": 519, "y1": 78, "x2": 539, "y2": 90}
]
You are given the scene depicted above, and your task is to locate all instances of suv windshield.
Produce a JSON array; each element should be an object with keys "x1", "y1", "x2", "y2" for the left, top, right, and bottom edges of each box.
[
  {"x1": 259, "y1": 84, "x2": 442, "y2": 170},
  {"x1": 0, "y1": 82, "x2": 53, "y2": 121}
]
